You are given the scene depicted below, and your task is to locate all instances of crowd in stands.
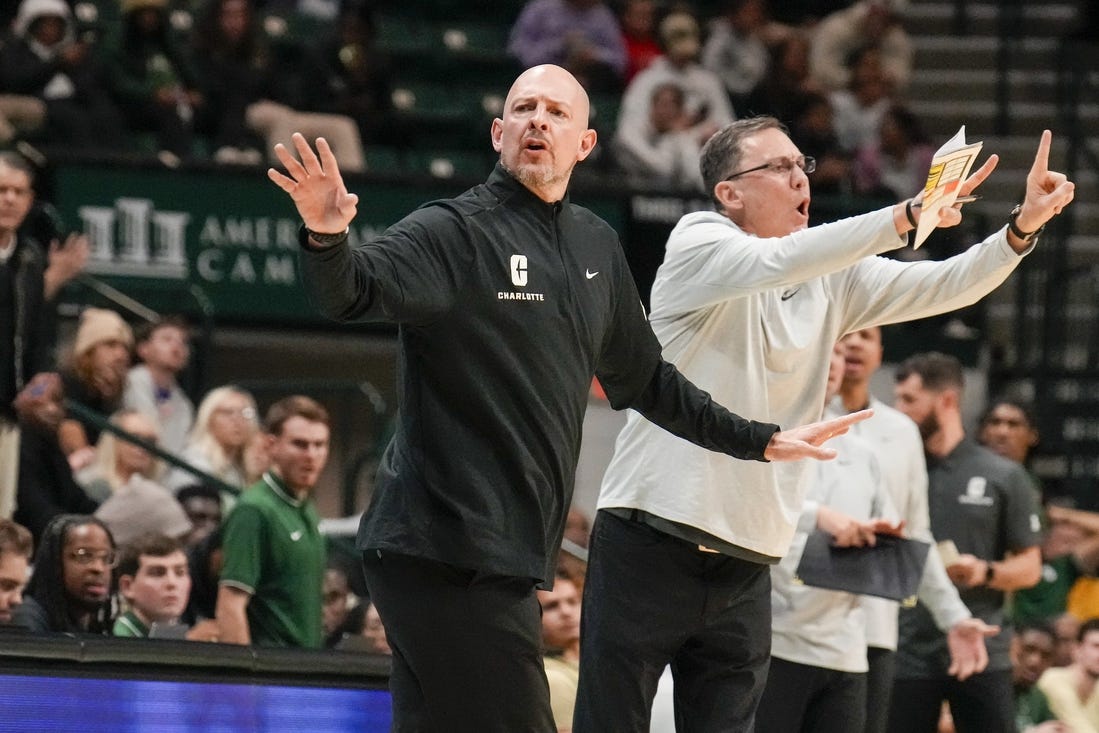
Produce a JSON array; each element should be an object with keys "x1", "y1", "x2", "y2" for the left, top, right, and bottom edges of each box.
[{"x1": 0, "y1": 0, "x2": 941, "y2": 206}]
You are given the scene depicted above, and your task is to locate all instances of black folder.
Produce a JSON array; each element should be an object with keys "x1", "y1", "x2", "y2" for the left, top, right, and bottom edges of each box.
[{"x1": 794, "y1": 529, "x2": 931, "y2": 605}]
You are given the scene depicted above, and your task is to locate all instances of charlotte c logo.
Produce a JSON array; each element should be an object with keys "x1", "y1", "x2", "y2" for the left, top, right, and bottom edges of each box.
[
  {"x1": 959, "y1": 476, "x2": 993, "y2": 506},
  {"x1": 510, "y1": 254, "x2": 528, "y2": 287},
  {"x1": 499, "y1": 252, "x2": 545, "y2": 301}
]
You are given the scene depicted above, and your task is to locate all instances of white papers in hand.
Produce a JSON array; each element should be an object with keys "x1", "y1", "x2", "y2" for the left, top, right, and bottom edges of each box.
[{"x1": 913, "y1": 126, "x2": 984, "y2": 249}]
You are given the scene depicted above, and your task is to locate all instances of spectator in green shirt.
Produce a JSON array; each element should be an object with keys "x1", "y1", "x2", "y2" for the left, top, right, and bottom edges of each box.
[
  {"x1": 113, "y1": 532, "x2": 190, "y2": 637},
  {"x1": 215, "y1": 395, "x2": 329, "y2": 648},
  {"x1": 1012, "y1": 621, "x2": 1069, "y2": 732}
]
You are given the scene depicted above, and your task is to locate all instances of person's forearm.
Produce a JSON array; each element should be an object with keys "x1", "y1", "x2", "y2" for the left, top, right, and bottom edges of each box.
[
  {"x1": 216, "y1": 606, "x2": 250, "y2": 645},
  {"x1": 215, "y1": 588, "x2": 252, "y2": 645},
  {"x1": 630, "y1": 360, "x2": 778, "y2": 462},
  {"x1": 988, "y1": 546, "x2": 1042, "y2": 591}
]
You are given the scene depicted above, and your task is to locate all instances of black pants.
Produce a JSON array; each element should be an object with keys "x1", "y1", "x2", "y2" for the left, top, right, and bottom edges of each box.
[
  {"x1": 864, "y1": 646, "x2": 896, "y2": 733},
  {"x1": 574, "y1": 510, "x2": 772, "y2": 733},
  {"x1": 755, "y1": 656, "x2": 867, "y2": 733},
  {"x1": 887, "y1": 670, "x2": 1015, "y2": 733},
  {"x1": 360, "y1": 550, "x2": 555, "y2": 733}
]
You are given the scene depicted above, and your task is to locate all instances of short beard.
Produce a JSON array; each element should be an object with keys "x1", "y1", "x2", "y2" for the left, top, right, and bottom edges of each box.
[
  {"x1": 502, "y1": 156, "x2": 574, "y2": 194},
  {"x1": 917, "y1": 412, "x2": 941, "y2": 441}
]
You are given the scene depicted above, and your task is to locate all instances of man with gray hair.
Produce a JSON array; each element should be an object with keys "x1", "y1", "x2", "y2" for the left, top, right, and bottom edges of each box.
[{"x1": 575, "y1": 117, "x2": 1073, "y2": 731}]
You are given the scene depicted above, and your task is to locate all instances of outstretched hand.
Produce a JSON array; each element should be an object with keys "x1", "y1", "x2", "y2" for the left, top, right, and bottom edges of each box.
[
  {"x1": 1008, "y1": 129, "x2": 1076, "y2": 250},
  {"x1": 268, "y1": 133, "x2": 359, "y2": 236},
  {"x1": 946, "y1": 617, "x2": 999, "y2": 681},
  {"x1": 763, "y1": 409, "x2": 873, "y2": 462}
]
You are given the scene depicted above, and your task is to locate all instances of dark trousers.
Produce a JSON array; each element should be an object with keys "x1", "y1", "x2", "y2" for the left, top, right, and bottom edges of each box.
[
  {"x1": 360, "y1": 550, "x2": 555, "y2": 733},
  {"x1": 887, "y1": 670, "x2": 1015, "y2": 733},
  {"x1": 574, "y1": 510, "x2": 772, "y2": 733},
  {"x1": 755, "y1": 656, "x2": 867, "y2": 733},
  {"x1": 864, "y1": 646, "x2": 896, "y2": 733}
]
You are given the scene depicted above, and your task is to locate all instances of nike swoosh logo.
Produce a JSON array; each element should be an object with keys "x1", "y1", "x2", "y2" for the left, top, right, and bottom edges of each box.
[
  {"x1": 780, "y1": 287, "x2": 800, "y2": 301},
  {"x1": 290, "y1": 530, "x2": 302, "y2": 541},
  {"x1": 585, "y1": 269, "x2": 599, "y2": 279}
]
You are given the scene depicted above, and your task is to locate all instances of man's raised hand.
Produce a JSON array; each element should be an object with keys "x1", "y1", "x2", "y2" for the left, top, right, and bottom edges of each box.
[{"x1": 268, "y1": 133, "x2": 359, "y2": 237}]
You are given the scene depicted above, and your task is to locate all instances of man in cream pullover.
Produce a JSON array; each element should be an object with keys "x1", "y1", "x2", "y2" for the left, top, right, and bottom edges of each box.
[{"x1": 573, "y1": 117, "x2": 1075, "y2": 733}]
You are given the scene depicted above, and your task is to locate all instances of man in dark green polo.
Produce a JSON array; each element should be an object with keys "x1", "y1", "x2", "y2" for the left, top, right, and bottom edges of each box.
[{"x1": 216, "y1": 395, "x2": 329, "y2": 648}]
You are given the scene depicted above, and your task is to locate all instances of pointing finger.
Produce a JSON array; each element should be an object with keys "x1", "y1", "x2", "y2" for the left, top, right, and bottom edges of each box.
[{"x1": 1030, "y1": 129, "x2": 1052, "y2": 178}]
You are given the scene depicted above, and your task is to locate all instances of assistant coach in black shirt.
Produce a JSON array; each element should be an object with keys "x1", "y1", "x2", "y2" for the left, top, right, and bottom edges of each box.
[{"x1": 268, "y1": 64, "x2": 870, "y2": 732}]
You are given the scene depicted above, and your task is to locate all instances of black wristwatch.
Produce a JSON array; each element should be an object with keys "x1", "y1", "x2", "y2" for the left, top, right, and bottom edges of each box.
[
  {"x1": 1007, "y1": 204, "x2": 1044, "y2": 243},
  {"x1": 984, "y1": 561, "x2": 996, "y2": 585},
  {"x1": 305, "y1": 227, "x2": 350, "y2": 246}
]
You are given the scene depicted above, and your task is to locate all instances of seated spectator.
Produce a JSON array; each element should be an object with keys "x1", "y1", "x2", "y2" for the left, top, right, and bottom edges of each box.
[
  {"x1": 742, "y1": 31, "x2": 818, "y2": 123},
  {"x1": 14, "y1": 372, "x2": 100, "y2": 543},
  {"x1": 101, "y1": 0, "x2": 207, "y2": 163},
  {"x1": 618, "y1": 0, "x2": 661, "y2": 83},
  {"x1": 122, "y1": 316, "x2": 194, "y2": 455},
  {"x1": 1053, "y1": 612, "x2": 1082, "y2": 668},
  {"x1": 113, "y1": 532, "x2": 191, "y2": 637},
  {"x1": 828, "y1": 45, "x2": 893, "y2": 154},
  {"x1": 558, "y1": 507, "x2": 590, "y2": 593},
  {"x1": 538, "y1": 569, "x2": 582, "y2": 733},
  {"x1": 0, "y1": 519, "x2": 33, "y2": 626},
  {"x1": 787, "y1": 91, "x2": 851, "y2": 196},
  {"x1": 613, "y1": 81, "x2": 704, "y2": 192},
  {"x1": 166, "y1": 385, "x2": 259, "y2": 495},
  {"x1": 1039, "y1": 618, "x2": 1099, "y2": 730},
  {"x1": 94, "y1": 474, "x2": 192, "y2": 548},
  {"x1": 0, "y1": 92, "x2": 45, "y2": 149},
  {"x1": 77, "y1": 409, "x2": 162, "y2": 502},
  {"x1": 854, "y1": 104, "x2": 935, "y2": 201},
  {"x1": 300, "y1": 0, "x2": 404, "y2": 151},
  {"x1": 57, "y1": 307, "x2": 134, "y2": 472},
  {"x1": 190, "y1": 0, "x2": 365, "y2": 170},
  {"x1": 2, "y1": 0, "x2": 128, "y2": 153},
  {"x1": 359, "y1": 600, "x2": 391, "y2": 655},
  {"x1": 11, "y1": 513, "x2": 115, "y2": 634},
  {"x1": 176, "y1": 483, "x2": 222, "y2": 549},
  {"x1": 508, "y1": 0, "x2": 628, "y2": 92},
  {"x1": 701, "y1": 0, "x2": 773, "y2": 113},
  {"x1": 1011, "y1": 621, "x2": 1064, "y2": 732},
  {"x1": 1014, "y1": 501, "x2": 1099, "y2": 626},
  {"x1": 809, "y1": 0, "x2": 913, "y2": 93},
  {"x1": 617, "y1": 12, "x2": 734, "y2": 158},
  {"x1": 322, "y1": 565, "x2": 364, "y2": 649},
  {"x1": 182, "y1": 526, "x2": 222, "y2": 625}
]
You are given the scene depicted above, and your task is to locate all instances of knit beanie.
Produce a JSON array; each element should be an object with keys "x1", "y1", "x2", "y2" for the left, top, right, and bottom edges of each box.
[
  {"x1": 74, "y1": 308, "x2": 134, "y2": 357},
  {"x1": 95, "y1": 475, "x2": 193, "y2": 548}
]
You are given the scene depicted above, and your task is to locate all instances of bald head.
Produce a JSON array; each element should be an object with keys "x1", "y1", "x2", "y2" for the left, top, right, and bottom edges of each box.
[
  {"x1": 492, "y1": 64, "x2": 597, "y2": 202},
  {"x1": 505, "y1": 65, "x2": 591, "y2": 128}
]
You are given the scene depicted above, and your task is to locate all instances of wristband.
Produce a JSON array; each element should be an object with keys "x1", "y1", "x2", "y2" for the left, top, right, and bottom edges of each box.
[
  {"x1": 904, "y1": 199, "x2": 918, "y2": 229},
  {"x1": 305, "y1": 227, "x2": 350, "y2": 246}
]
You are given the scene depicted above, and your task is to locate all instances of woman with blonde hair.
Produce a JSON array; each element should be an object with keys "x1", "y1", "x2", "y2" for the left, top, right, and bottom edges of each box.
[{"x1": 167, "y1": 386, "x2": 258, "y2": 495}]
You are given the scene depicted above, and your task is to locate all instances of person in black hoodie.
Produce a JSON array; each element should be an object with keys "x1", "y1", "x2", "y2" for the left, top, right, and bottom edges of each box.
[
  {"x1": 269, "y1": 63, "x2": 870, "y2": 731},
  {"x1": 1, "y1": 0, "x2": 128, "y2": 153}
]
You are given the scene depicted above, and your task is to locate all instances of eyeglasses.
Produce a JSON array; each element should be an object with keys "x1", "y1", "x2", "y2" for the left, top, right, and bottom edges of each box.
[
  {"x1": 214, "y1": 406, "x2": 257, "y2": 421},
  {"x1": 68, "y1": 548, "x2": 118, "y2": 567},
  {"x1": 723, "y1": 155, "x2": 816, "y2": 181}
]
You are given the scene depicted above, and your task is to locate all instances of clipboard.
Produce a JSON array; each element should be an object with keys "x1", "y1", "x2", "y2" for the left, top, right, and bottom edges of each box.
[{"x1": 794, "y1": 529, "x2": 931, "y2": 606}]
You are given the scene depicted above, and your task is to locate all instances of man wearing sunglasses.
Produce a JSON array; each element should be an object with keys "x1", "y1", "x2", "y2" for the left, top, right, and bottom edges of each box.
[{"x1": 575, "y1": 116, "x2": 1075, "y2": 733}]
